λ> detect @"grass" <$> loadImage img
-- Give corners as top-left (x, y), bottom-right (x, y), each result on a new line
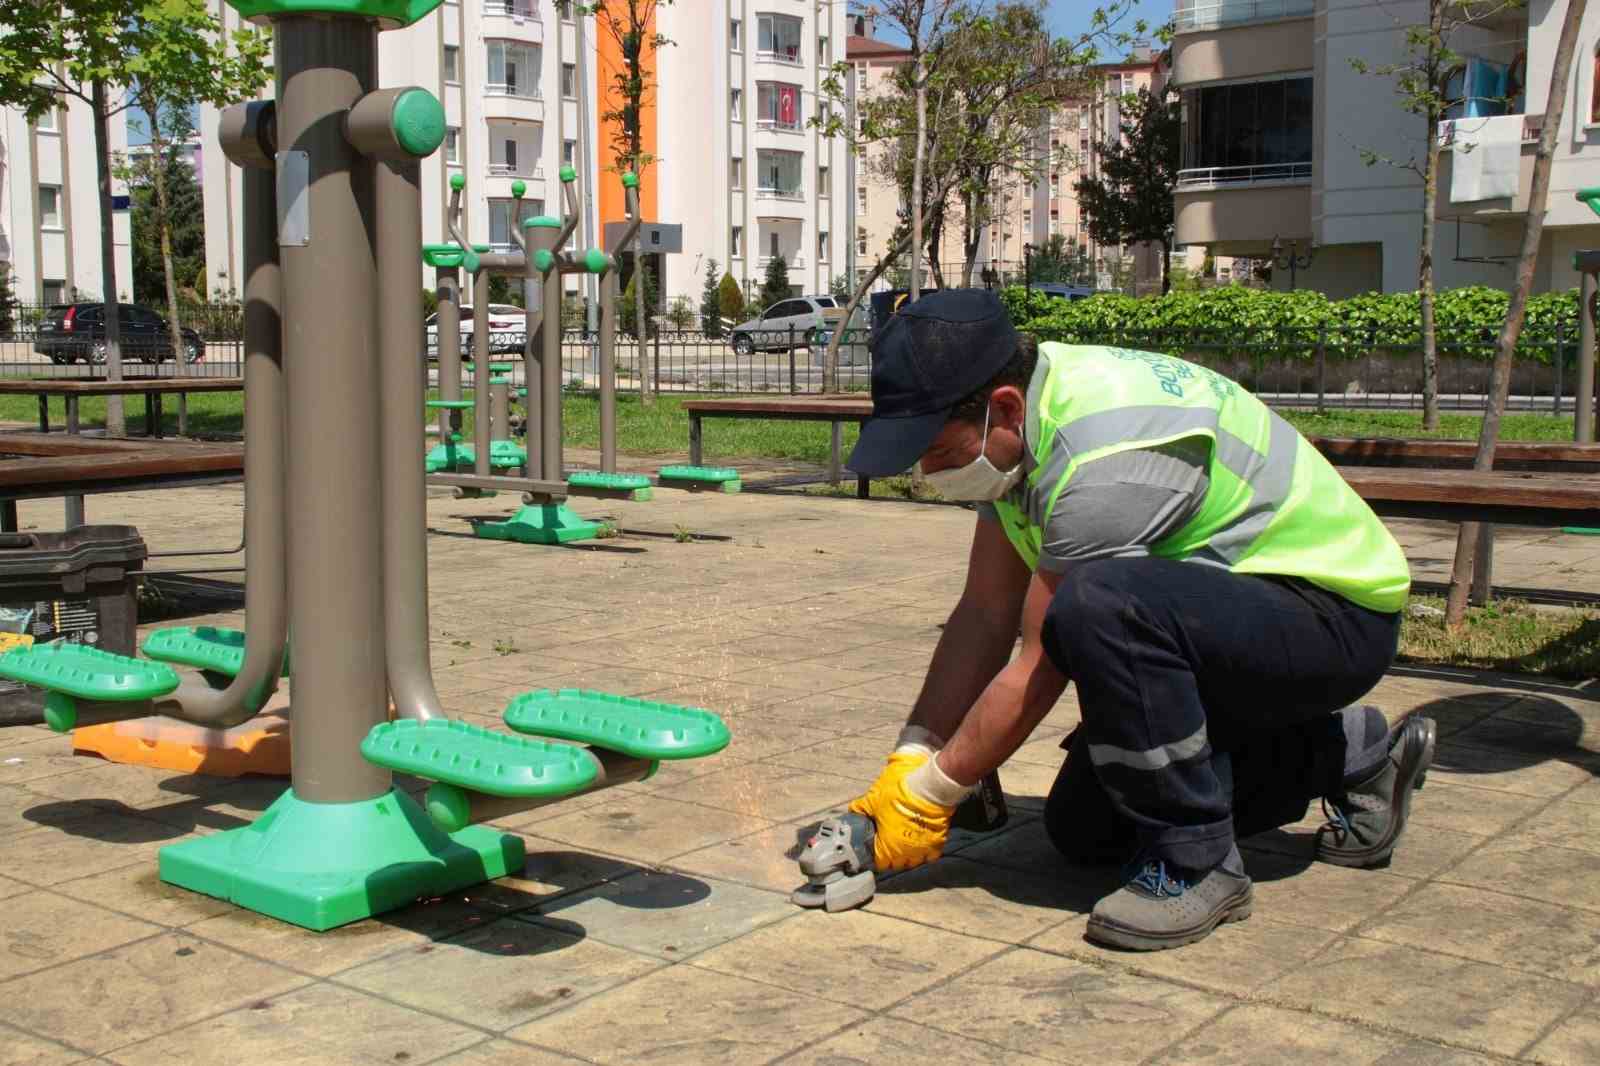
top-left (1400, 596), bottom-right (1600, 679)
top-left (804, 474), bottom-right (947, 502)
top-left (1279, 409), bottom-right (1574, 442)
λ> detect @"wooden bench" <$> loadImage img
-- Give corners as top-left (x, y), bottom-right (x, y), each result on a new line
top-left (0, 376), bottom-right (245, 441)
top-left (682, 397), bottom-right (874, 497)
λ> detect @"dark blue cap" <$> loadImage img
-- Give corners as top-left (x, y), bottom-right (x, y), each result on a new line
top-left (847, 289), bottom-right (1019, 477)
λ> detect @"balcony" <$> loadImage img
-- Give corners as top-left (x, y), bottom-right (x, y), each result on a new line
top-left (482, 0), bottom-right (543, 40)
top-left (1174, 0), bottom-right (1314, 33)
top-left (758, 254), bottom-right (805, 271)
top-left (754, 187), bottom-right (807, 219)
top-left (482, 86), bottom-right (544, 123)
top-left (483, 0), bottom-right (538, 17)
top-left (1175, 161), bottom-right (1312, 190)
top-left (487, 162), bottom-right (546, 180)
top-left (1174, 180), bottom-right (1311, 251)
top-left (1437, 114), bottom-right (1542, 218)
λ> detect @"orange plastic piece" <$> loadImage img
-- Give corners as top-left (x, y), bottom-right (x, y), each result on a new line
top-left (73, 714), bottom-right (292, 777)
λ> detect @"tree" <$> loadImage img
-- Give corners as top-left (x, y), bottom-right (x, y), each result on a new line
top-left (758, 254), bottom-right (792, 311)
top-left (618, 260), bottom-right (658, 338)
top-left (830, 274), bottom-right (852, 301)
top-left (1028, 233), bottom-right (1088, 284)
top-left (1074, 85), bottom-right (1180, 294)
top-left (0, 269), bottom-right (15, 336)
top-left (1444, 0), bottom-right (1588, 627)
top-left (717, 272), bottom-right (745, 325)
top-left (665, 296), bottom-right (696, 330)
top-left (593, 0), bottom-right (673, 405)
top-left (699, 258), bottom-right (724, 336)
top-left (122, 104), bottom-right (206, 371)
top-left (1350, 0), bottom-right (1524, 431)
top-left (0, 0), bottom-right (268, 435)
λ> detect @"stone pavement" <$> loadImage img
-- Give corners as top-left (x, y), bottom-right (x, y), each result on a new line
top-left (3, 479), bottom-right (1600, 1065)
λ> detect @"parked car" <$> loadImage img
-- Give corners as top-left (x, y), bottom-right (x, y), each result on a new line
top-left (33, 302), bottom-right (205, 365)
top-left (425, 303), bottom-right (527, 359)
top-left (809, 305), bottom-right (872, 367)
top-left (729, 296), bottom-right (844, 355)
top-left (1033, 283), bottom-right (1096, 301)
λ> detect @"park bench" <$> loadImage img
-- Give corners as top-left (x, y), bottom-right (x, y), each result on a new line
top-left (682, 396), bottom-right (873, 496)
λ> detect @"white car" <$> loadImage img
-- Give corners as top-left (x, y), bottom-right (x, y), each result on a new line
top-left (425, 303), bottom-right (527, 359)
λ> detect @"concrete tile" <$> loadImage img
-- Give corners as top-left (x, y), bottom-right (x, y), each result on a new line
top-left (0, 890), bottom-right (161, 982)
top-left (997, 757), bottom-right (1058, 811)
top-left (1521, 795), bottom-right (1600, 854)
top-left (1, 815), bottom-right (172, 887)
top-left (691, 908), bottom-right (1001, 1010)
top-left (641, 678), bottom-right (812, 714)
top-left (900, 947), bottom-right (1229, 1063)
top-left (1405, 780), bottom-right (1547, 837)
top-left (784, 1017), bottom-right (1058, 1066)
top-left (7, 931), bottom-right (308, 1055)
top-left (1235, 851), bottom-right (1418, 934)
top-left (425, 1040), bottom-right (592, 1065)
top-left (0, 873), bottom-right (32, 900)
top-left (0, 783), bottom-right (101, 839)
top-left (105, 981), bottom-right (483, 1066)
top-left (1360, 882), bottom-right (1600, 988)
top-left (1265, 936), bottom-right (1588, 1056)
top-left (337, 916), bottom-right (661, 1031)
top-left (0, 1023), bottom-right (89, 1066)
top-left (764, 740), bottom-right (894, 783)
top-left (1149, 1004), bottom-right (1499, 1065)
top-left (185, 895), bottom-right (494, 978)
top-left (53, 861), bottom-right (237, 929)
top-left (870, 856), bottom-right (1080, 945)
top-left (1528, 1002), bottom-right (1600, 1066)
top-left (0, 740), bottom-right (88, 787)
top-left (645, 763), bottom-right (862, 823)
top-left (443, 839), bottom-right (638, 916)
top-left (20, 763), bottom-right (236, 813)
top-left (521, 868), bottom-right (793, 960)
top-left (724, 661), bottom-right (887, 694)
top-left (1440, 837), bottom-right (1600, 915)
top-left (1243, 821), bottom-right (1486, 881)
top-left (667, 819), bottom-right (823, 894)
top-left (507, 965), bottom-right (870, 1065)
top-left (531, 793), bottom-right (776, 865)
top-left (757, 691), bottom-right (911, 729)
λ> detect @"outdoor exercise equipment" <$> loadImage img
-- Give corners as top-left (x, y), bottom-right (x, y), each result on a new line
top-left (1572, 187), bottom-right (1600, 444)
top-left (0, 3), bottom-right (728, 931)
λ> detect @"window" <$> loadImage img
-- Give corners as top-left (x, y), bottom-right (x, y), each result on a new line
top-left (857, 112), bottom-right (866, 135)
top-left (562, 63), bottom-right (577, 99)
top-left (731, 225), bottom-right (743, 257)
top-left (563, 139), bottom-right (576, 166)
top-left (818, 164), bottom-right (829, 195)
top-left (34, 107), bottom-right (57, 133)
top-left (818, 36), bottom-right (829, 64)
top-left (1049, 171), bottom-right (1058, 194)
top-left (818, 230), bottom-right (829, 260)
top-left (443, 45), bottom-right (460, 84)
top-left (731, 156), bottom-right (743, 189)
top-left (42, 280), bottom-right (65, 304)
top-left (504, 138), bottom-right (518, 171)
top-left (857, 185), bottom-right (867, 210)
top-left (486, 40), bottom-right (540, 97)
top-left (558, 0), bottom-right (572, 18)
top-left (769, 231), bottom-right (781, 259)
top-left (488, 197), bottom-right (536, 248)
top-left (856, 227), bottom-right (867, 255)
top-left (757, 13), bottom-right (802, 62)
top-left (1180, 76), bottom-right (1313, 180)
top-left (445, 127), bottom-right (461, 164)
top-left (730, 17), bottom-right (741, 50)
top-left (756, 149), bottom-right (803, 197)
top-left (756, 82), bottom-right (802, 129)
top-left (1022, 208), bottom-right (1032, 230)
top-left (38, 185), bottom-right (61, 229)
top-left (730, 88), bottom-right (742, 120)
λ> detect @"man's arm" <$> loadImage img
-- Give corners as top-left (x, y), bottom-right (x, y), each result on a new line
top-left (902, 514), bottom-right (1031, 746)
top-left (936, 567), bottom-right (1068, 785)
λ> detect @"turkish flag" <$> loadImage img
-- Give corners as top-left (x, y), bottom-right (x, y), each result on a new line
top-left (779, 85), bottom-right (798, 126)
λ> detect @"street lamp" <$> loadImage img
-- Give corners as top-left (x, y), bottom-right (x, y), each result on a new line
top-left (1269, 235), bottom-right (1316, 291)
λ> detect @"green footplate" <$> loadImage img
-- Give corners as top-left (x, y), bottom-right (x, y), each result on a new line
top-left (424, 440), bottom-right (527, 473)
top-left (142, 626), bottom-right (291, 679)
top-left (0, 644), bottom-right (178, 702)
top-left (658, 465), bottom-right (742, 492)
top-left (425, 399), bottom-right (475, 410)
top-left (474, 503), bottom-right (601, 544)
top-left (567, 471), bottom-right (653, 501)
top-left (160, 787), bottom-right (521, 932)
top-left (361, 719), bottom-right (598, 797)
top-left (504, 689), bottom-right (731, 760)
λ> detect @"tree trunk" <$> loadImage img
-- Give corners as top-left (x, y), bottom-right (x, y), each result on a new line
top-left (91, 80), bottom-right (125, 436)
top-left (147, 108), bottom-right (188, 383)
top-left (1160, 237), bottom-right (1172, 295)
top-left (1419, 7), bottom-right (1444, 432)
top-left (927, 205), bottom-right (946, 289)
top-left (825, 228), bottom-right (914, 392)
top-left (961, 186), bottom-right (981, 288)
top-left (636, 250), bottom-right (653, 406)
top-left (1444, 0), bottom-right (1587, 627)
top-left (910, 32), bottom-right (926, 301)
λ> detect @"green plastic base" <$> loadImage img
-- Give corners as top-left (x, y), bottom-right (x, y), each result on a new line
top-left (159, 787), bottom-right (522, 932)
top-left (1564, 527), bottom-right (1600, 535)
top-left (424, 440), bottom-right (527, 474)
top-left (474, 504), bottom-right (602, 544)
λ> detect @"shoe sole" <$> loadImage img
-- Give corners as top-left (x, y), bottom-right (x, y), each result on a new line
top-left (1318, 715), bottom-right (1437, 869)
top-left (1083, 884), bottom-right (1254, 952)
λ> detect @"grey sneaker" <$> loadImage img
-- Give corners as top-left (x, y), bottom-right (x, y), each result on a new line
top-left (1316, 714), bottom-right (1437, 868)
top-left (1085, 846), bottom-right (1253, 952)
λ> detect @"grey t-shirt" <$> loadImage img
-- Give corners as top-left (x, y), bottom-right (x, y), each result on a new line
top-left (976, 354), bottom-right (1211, 573)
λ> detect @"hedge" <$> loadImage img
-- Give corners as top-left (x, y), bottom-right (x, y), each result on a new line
top-left (1001, 285), bottom-right (1581, 364)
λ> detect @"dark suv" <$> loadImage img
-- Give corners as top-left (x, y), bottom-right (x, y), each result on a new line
top-left (33, 303), bottom-right (205, 365)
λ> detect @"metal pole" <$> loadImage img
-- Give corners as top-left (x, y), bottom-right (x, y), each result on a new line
top-left (277, 16), bottom-right (389, 803)
top-left (1555, 322), bottom-right (1565, 417)
top-left (472, 264), bottom-right (492, 476)
top-left (1579, 270), bottom-right (1596, 442)
top-left (64, 395), bottom-right (84, 527)
top-left (437, 265), bottom-right (461, 445)
top-left (1316, 323), bottom-right (1327, 414)
top-left (599, 267), bottom-right (617, 471)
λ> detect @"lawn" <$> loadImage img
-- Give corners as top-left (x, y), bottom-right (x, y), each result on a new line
top-left (1400, 597), bottom-right (1600, 679)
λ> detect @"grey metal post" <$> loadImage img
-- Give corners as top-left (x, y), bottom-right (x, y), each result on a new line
top-left (277, 17), bottom-right (389, 803)
top-left (1315, 324), bottom-right (1327, 414)
top-left (1580, 268), bottom-right (1597, 442)
top-left (437, 265), bottom-right (461, 442)
top-left (522, 222), bottom-right (563, 482)
top-left (598, 266), bottom-right (617, 472)
top-left (1555, 323), bottom-right (1565, 417)
top-left (63, 395), bottom-right (83, 527)
top-left (491, 378), bottom-right (510, 447)
top-left (472, 264), bottom-right (492, 476)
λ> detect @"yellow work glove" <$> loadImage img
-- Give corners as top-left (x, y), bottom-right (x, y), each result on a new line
top-left (848, 750), bottom-right (974, 872)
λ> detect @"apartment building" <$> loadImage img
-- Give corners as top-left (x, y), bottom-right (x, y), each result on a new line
top-left (1171, 0), bottom-right (1600, 296)
top-left (0, 100), bottom-right (133, 304)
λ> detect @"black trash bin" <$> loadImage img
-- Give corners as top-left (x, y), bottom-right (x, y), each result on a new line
top-left (0, 525), bottom-right (147, 725)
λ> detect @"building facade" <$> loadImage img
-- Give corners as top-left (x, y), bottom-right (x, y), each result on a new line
top-left (0, 99), bottom-right (132, 305)
top-left (1171, 0), bottom-right (1600, 296)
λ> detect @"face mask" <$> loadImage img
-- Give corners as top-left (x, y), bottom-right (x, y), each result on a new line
top-left (924, 402), bottom-right (1024, 502)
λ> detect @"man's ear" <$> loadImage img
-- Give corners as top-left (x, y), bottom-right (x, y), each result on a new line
top-left (990, 385), bottom-right (1027, 431)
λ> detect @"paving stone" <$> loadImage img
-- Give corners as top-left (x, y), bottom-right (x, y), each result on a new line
top-left (784, 1017), bottom-right (1058, 1066)
top-left (1405, 779), bottom-right (1547, 836)
top-left (1150, 1004), bottom-right (1501, 1065)
top-left (870, 856), bottom-right (1080, 945)
top-left (520, 868), bottom-right (793, 960)
top-left (644, 763), bottom-right (862, 823)
top-left (105, 981), bottom-right (483, 1066)
top-left (424, 1040), bottom-right (593, 1065)
top-left (1527, 1001), bottom-right (1600, 1066)
top-left (0, 1022), bottom-right (89, 1066)
top-left (337, 916), bottom-right (661, 1030)
top-left (1233, 850), bottom-right (1418, 933)
top-left (667, 819), bottom-right (828, 894)
top-left (0, 890), bottom-right (161, 982)
top-left (441, 838), bottom-right (638, 916)
top-left (1265, 936), bottom-right (1588, 1056)
top-left (899, 947), bottom-right (1230, 1063)
top-left (1439, 837), bottom-right (1600, 915)
top-left (507, 965), bottom-right (870, 1065)
top-left (531, 793), bottom-right (776, 865)
top-left (1, 814), bottom-right (172, 887)
top-left (53, 861), bottom-right (237, 929)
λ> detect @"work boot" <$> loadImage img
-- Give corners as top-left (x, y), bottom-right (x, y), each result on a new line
top-left (1316, 714), bottom-right (1437, 869)
top-left (1085, 845), bottom-right (1253, 952)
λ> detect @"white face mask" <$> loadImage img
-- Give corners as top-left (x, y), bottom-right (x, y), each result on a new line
top-left (923, 402), bottom-right (1024, 502)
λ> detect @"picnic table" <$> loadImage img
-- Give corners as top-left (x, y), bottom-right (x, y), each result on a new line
top-left (682, 397), bottom-right (873, 496)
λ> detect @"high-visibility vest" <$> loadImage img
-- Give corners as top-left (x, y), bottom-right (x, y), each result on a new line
top-left (991, 343), bottom-right (1411, 614)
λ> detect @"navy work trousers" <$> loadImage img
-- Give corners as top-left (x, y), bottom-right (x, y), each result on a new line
top-left (1038, 557), bottom-right (1401, 873)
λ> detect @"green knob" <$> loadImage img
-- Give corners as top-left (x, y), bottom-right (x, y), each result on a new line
top-left (560, 165), bottom-right (577, 183)
top-left (533, 249), bottom-right (556, 274)
top-left (511, 179), bottom-right (526, 199)
top-left (42, 692), bottom-right (76, 733)
top-left (522, 215), bottom-right (561, 229)
top-left (462, 248), bottom-right (480, 273)
top-left (425, 783), bottom-right (471, 833)
top-left (621, 172), bottom-right (639, 189)
top-left (450, 173), bottom-right (466, 191)
top-left (582, 248), bottom-right (610, 274)
top-left (392, 88), bottom-right (446, 157)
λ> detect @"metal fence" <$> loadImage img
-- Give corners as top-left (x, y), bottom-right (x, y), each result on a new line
top-left (0, 301), bottom-right (245, 379)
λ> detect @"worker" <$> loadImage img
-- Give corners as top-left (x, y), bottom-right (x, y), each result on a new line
top-left (844, 289), bottom-right (1433, 952)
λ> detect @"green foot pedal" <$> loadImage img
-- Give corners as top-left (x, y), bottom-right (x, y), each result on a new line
top-left (504, 688), bottom-right (730, 759)
top-left (658, 465), bottom-right (741, 493)
top-left (567, 471), bottom-right (653, 501)
top-left (142, 626), bottom-right (291, 680)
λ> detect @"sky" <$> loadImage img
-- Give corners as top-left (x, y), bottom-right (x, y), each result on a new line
top-left (871, 1), bottom-right (1173, 49)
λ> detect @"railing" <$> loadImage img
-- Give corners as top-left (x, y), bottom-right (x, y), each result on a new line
top-left (483, 0), bottom-right (539, 17)
top-left (755, 119), bottom-right (803, 132)
top-left (755, 187), bottom-right (805, 201)
top-left (0, 300), bottom-right (246, 380)
top-left (1438, 113), bottom-right (1544, 147)
top-left (484, 83), bottom-right (541, 99)
top-left (486, 162), bottom-right (545, 179)
top-left (755, 48), bottom-right (803, 65)
top-left (1175, 0), bottom-right (1315, 32)
top-left (1175, 161), bottom-right (1313, 189)
top-left (757, 254), bottom-right (806, 270)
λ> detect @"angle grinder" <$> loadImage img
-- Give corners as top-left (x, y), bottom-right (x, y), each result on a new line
top-left (791, 769), bottom-right (1008, 913)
